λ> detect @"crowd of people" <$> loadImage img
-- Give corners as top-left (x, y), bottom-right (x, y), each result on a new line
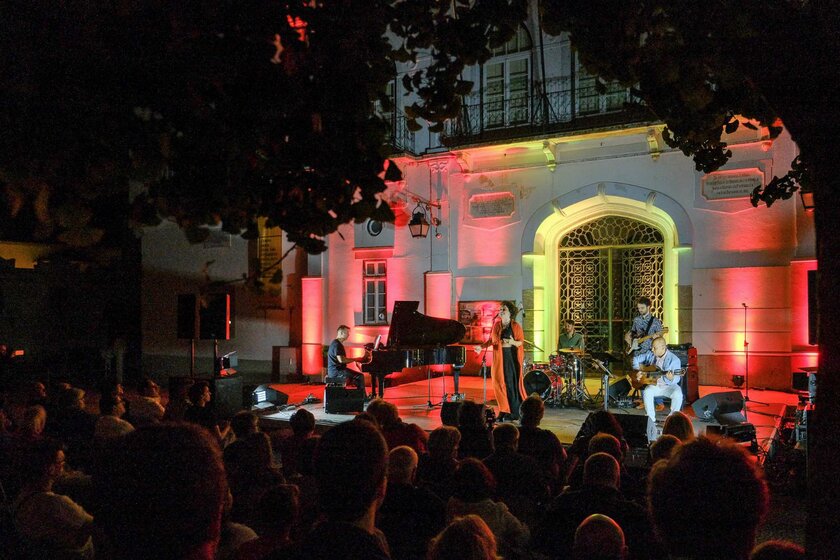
top-left (0, 380), bottom-right (804, 560)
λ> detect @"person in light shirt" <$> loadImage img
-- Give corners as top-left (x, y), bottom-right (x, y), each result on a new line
top-left (632, 337), bottom-right (683, 423)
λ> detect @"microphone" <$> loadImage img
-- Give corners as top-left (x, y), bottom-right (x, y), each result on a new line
top-left (741, 302), bottom-right (747, 308)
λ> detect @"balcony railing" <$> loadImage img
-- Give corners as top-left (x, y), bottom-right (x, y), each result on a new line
top-left (383, 114), bottom-right (416, 154)
top-left (382, 79), bottom-right (651, 156)
top-left (442, 78), bottom-right (650, 147)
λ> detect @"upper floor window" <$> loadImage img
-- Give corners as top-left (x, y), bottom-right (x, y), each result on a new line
top-left (484, 26), bottom-right (533, 129)
top-left (363, 260), bottom-right (388, 324)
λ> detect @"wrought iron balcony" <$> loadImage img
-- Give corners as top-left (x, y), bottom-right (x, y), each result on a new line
top-left (441, 79), bottom-right (652, 148)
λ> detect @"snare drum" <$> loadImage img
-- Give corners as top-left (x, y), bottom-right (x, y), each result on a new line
top-left (523, 368), bottom-right (552, 400)
top-left (549, 353), bottom-right (566, 371)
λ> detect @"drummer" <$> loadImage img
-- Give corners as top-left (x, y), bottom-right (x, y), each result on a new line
top-left (557, 319), bottom-right (585, 352)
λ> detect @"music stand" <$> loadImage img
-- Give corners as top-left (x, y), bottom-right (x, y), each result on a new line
top-left (590, 352), bottom-right (620, 412)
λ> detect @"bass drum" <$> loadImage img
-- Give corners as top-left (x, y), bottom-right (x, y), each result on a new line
top-left (523, 368), bottom-right (553, 400)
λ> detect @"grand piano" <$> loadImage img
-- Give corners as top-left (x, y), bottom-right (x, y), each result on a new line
top-left (361, 301), bottom-right (467, 398)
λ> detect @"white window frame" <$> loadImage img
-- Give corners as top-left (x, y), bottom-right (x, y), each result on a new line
top-left (363, 260), bottom-right (388, 325)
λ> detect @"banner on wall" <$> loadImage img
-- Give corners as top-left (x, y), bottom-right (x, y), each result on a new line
top-left (257, 218), bottom-right (284, 299)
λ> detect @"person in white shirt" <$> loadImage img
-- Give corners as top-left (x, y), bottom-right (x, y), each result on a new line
top-left (13, 440), bottom-right (94, 558)
top-left (131, 378), bottom-right (166, 426)
top-left (95, 394), bottom-right (135, 441)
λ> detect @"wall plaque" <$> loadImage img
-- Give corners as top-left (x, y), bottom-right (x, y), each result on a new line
top-left (701, 168), bottom-right (764, 201)
top-left (468, 191), bottom-right (516, 218)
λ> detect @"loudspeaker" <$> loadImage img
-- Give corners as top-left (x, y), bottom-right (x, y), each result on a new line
top-left (324, 385), bottom-right (365, 414)
top-left (808, 270), bottom-right (818, 345)
top-left (176, 294), bottom-right (198, 339)
top-left (608, 378), bottom-right (631, 399)
top-left (691, 391), bottom-right (746, 425)
top-left (211, 375), bottom-right (244, 421)
top-left (242, 384), bottom-right (290, 408)
top-left (614, 413), bottom-right (650, 449)
top-left (441, 401), bottom-right (462, 426)
top-left (200, 294), bottom-right (233, 340)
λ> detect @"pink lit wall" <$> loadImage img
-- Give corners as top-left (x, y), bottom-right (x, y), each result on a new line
top-left (301, 277), bottom-right (323, 375)
top-left (424, 272), bottom-right (452, 318)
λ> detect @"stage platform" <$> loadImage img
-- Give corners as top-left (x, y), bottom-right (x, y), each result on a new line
top-left (257, 375), bottom-right (797, 457)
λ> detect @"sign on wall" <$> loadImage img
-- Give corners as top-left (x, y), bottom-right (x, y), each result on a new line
top-left (468, 191), bottom-right (516, 218)
top-left (701, 168), bottom-right (764, 201)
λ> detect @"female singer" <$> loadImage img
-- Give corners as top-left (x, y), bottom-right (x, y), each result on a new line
top-left (478, 301), bottom-right (527, 422)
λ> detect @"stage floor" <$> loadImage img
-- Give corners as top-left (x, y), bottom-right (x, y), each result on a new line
top-left (257, 375), bottom-right (798, 455)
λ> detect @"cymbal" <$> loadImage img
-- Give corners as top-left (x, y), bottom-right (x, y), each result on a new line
top-left (558, 348), bottom-right (585, 354)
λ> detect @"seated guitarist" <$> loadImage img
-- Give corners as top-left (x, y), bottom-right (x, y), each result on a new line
top-left (625, 296), bottom-right (665, 410)
top-left (632, 337), bottom-right (684, 423)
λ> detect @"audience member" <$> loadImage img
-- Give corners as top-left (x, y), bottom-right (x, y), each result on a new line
top-left (94, 394), bottom-right (135, 441)
top-left (231, 411), bottom-right (260, 440)
top-left (587, 433), bottom-right (639, 499)
top-left (447, 458), bottom-right (529, 559)
top-left (12, 439), bottom-right (95, 558)
top-left (47, 386), bottom-right (96, 469)
top-left (223, 432), bottom-right (285, 526)
top-left (517, 395), bottom-right (566, 494)
top-left (427, 514), bottom-right (500, 560)
top-left (377, 445), bottom-right (446, 560)
top-left (93, 423), bottom-right (228, 560)
top-left (457, 400), bottom-right (493, 460)
top-left (216, 489), bottom-right (258, 560)
top-left (164, 378), bottom-right (194, 422)
top-left (235, 484), bottom-right (300, 560)
top-left (565, 410), bottom-right (628, 489)
top-left (294, 420), bottom-right (391, 559)
top-left (534, 452), bottom-right (653, 560)
top-left (417, 425), bottom-right (461, 500)
top-left (131, 378), bottom-right (166, 426)
top-left (366, 398), bottom-right (428, 454)
top-left (649, 434), bottom-right (681, 463)
top-left (572, 514), bottom-right (627, 560)
top-left (661, 411), bottom-right (695, 442)
top-left (280, 408), bottom-right (316, 478)
top-left (749, 540), bottom-right (805, 560)
top-left (648, 436), bottom-right (769, 560)
top-left (483, 423), bottom-right (549, 526)
top-left (185, 380), bottom-right (231, 442)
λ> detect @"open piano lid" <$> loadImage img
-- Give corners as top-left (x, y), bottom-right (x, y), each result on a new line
top-left (386, 301), bottom-right (466, 347)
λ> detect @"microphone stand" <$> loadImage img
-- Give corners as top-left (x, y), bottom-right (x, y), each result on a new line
top-left (742, 303), bottom-right (767, 407)
top-left (479, 344), bottom-right (491, 405)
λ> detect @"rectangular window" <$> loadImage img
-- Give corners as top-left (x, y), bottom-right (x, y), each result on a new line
top-left (484, 56), bottom-right (531, 129)
top-left (363, 260), bottom-right (387, 324)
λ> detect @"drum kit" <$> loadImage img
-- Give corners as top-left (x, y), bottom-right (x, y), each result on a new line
top-left (523, 348), bottom-right (593, 408)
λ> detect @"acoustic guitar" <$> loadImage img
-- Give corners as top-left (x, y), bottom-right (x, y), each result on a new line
top-left (628, 364), bottom-right (684, 390)
top-left (625, 327), bottom-right (669, 355)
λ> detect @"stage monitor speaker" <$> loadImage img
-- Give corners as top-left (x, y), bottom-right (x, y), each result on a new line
top-left (243, 383), bottom-right (289, 408)
top-left (441, 401), bottom-right (462, 426)
top-left (691, 391), bottom-right (746, 425)
top-left (614, 413), bottom-right (650, 449)
top-left (200, 294), bottom-right (233, 340)
top-left (176, 294), bottom-right (198, 339)
top-left (608, 378), bottom-right (631, 399)
top-left (324, 385), bottom-right (365, 414)
top-left (211, 375), bottom-right (244, 421)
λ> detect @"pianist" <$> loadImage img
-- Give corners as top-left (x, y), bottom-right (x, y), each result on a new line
top-left (326, 325), bottom-right (368, 395)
